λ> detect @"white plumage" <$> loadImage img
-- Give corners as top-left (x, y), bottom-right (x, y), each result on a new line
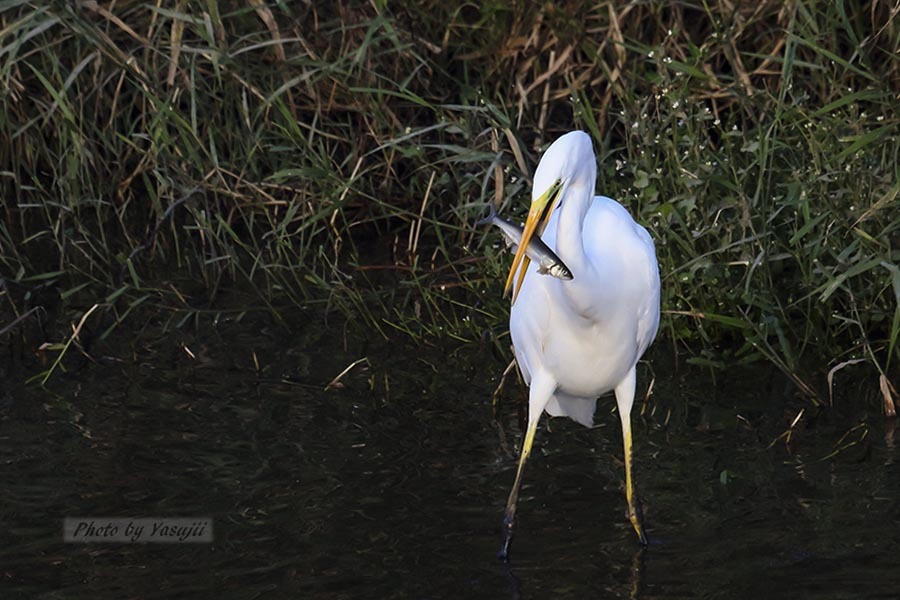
top-left (498, 131), bottom-right (660, 560)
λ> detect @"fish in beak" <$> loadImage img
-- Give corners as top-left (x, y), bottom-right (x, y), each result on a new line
top-left (503, 179), bottom-right (563, 303)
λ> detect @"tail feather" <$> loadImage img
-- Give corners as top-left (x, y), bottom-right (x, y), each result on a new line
top-left (545, 394), bottom-right (597, 427)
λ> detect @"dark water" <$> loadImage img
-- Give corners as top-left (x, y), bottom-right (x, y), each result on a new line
top-left (2, 313), bottom-right (899, 599)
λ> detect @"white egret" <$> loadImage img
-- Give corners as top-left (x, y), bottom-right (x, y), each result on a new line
top-left (497, 131), bottom-right (660, 560)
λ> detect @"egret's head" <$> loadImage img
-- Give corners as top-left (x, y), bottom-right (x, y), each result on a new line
top-left (504, 132), bottom-right (596, 301)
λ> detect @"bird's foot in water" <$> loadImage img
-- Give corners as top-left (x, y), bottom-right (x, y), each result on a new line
top-left (497, 513), bottom-right (516, 561)
top-left (626, 496), bottom-right (648, 546)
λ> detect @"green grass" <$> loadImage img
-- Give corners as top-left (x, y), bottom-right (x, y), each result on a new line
top-left (1, 0), bottom-right (898, 404)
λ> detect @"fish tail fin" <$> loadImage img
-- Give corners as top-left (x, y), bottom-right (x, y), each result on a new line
top-left (475, 203), bottom-right (498, 226)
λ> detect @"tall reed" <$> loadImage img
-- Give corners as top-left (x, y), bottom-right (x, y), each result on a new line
top-left (0, 1), bottom-right (897, 401)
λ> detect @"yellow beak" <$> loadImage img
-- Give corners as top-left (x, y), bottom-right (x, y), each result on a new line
top-left (503, 180), bottom-right (562, 303)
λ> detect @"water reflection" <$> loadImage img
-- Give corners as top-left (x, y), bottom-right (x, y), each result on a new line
top-left (1, 313), bottom-right (898, 598)
top-left (884, 418), bottom-right (896, 465)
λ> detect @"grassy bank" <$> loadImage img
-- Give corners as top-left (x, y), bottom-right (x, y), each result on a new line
top-left (1, 1), bottom-right (898, 402)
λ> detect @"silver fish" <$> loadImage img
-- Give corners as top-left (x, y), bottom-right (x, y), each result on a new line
top-left (477, 204), bottom-right (573, 280)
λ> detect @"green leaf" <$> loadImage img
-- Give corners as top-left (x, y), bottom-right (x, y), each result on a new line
top-left (817, 258), bottom-right (883, 302)
top-left (836, 124), bottom-right (895, 161)
top-left (634, 170), bottom-right (650, 189)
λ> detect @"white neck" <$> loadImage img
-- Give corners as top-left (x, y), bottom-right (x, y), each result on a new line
top-left (554, 181), bottom-right (592, 274)
top-left (553, 182), bottom-right (596, 316)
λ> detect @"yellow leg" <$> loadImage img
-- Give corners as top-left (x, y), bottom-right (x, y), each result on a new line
top-left (616, 367), bottom-right (648, 546)
top-left (498, 417), bottom-right (539, 561)
top-left (621, 418), bottom-right (648, 545)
